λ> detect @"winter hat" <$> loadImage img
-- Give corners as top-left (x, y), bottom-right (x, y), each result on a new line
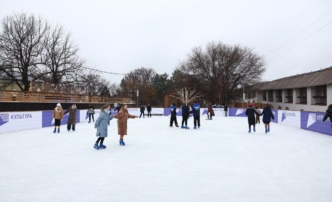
top-left (57, 103), bottom-right (61, 107)
top-left (249, 103), bottom-right (253, 107)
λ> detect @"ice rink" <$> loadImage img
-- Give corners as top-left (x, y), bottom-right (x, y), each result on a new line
top-left (1, 116), bottom-right (332, 202)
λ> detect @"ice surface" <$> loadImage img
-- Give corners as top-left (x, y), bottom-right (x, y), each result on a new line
top-left (1, 116), bottom-right (332, 202)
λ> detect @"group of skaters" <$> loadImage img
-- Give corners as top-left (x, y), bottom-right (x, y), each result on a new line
top-left (246, 103), bottom-right (332, 133)
top-left (50, 102), bottom-right (332, 150)
top-left (139, 104), bottom-right (152, 118)
top-left (170, 101), bottom-right (205, 129)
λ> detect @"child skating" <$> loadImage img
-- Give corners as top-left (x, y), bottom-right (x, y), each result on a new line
top-left (260, 104), bottom-right (274, 134)
top-left (245, 103), bottom-right (260, 133)
top-left (94, 104), bottom-right (114, 150)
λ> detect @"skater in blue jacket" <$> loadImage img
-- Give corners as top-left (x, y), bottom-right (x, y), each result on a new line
top-left (94, 104), bottom-right (114, 150)
top-left (170, 103), bottom-right (179, 127)
top-left (193, 101), bottom-right (201, 129)
top-left (260, 104), bottom-right (274, 134)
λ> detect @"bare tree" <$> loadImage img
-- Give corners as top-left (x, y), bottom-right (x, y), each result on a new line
top-left (0, 12), bottom-right (49, 91)
top-left (40, 25), bottom-right (84, 86)
top-left (175, 41), bottom-right (265, 105)
top-left (172, 87), bottom-right (200, 104)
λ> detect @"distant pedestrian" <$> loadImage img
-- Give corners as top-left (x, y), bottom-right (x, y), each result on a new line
top-left (255, 107), bottom-right (261, 124)
top-left (260, 104), bottom-right (274, 134)
top-left (94, 104), bottom-right (114, 150)
top-left (64, 104), bottom-right (77, 132)
top-left (207, 105), bottom-right (215, 120)
top-left (114, 104), bottom-right (138, 146)
top-left (181, 103), bottom-right (190, 129)
top-left (140, 105), bottom-right (145, 118)
top-left (224, 105), bottom-right (228, 117)
top-left (147, 104), bottom-right (152, 118)
top-left (170, 103), bottom-right (179, 127)
top-left (322, 104), bottom-right (332, 128)
top-left (193, 101), bottom-right (201, 129)
top-left (52, 103), bottom-right (64, 133)
top-left (114, 103), bottom-right (121, 113)
top-left (87, 104), bottom-right (95, 123)
top-left (246, 103), bottom-right (260, 133)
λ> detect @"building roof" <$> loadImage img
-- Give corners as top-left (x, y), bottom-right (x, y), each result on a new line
top-left (256, 67), bottom-right (332, 90)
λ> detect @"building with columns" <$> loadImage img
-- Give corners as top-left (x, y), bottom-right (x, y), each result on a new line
top-left (255, 67), bottom-right (332, 112)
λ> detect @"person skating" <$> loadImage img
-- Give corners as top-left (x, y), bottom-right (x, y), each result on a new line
top-left (114, 103), bottom-right (121, 113)
top-left (139, 105), bottom-right (145, 118)
top-left (224, 105), bottom-right (228, 117)
top-left (52, 103), bottom-right (64, 133)
top-left (193, 101), bottom-right (201, 129)
top-left (260, 104), bottom-right (274, 133)
top-left (170, 103), bottom-right (179, 127)
top-left (94, 104), bottom-right (114, 150)
top-left (207, 105), bottom-right (215, 120)
top-left (255, 107), bottom-right (261, 124)
top-left (64, 104), bottom-right (77, 132)
top-left (114, 104), bottom-right (138, 146)
top-left (322, 104), bottom-right (332, 128)
top-left (147, 104), bottom-right (152, 118)
top-left (246, 103), bottom-right (260, 133)
top-left (181, 103), bottom-right (190, 129)
top-left (87, 105), bottom-right (95, 123)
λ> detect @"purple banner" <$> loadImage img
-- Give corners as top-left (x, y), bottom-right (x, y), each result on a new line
top-left (0, 114), bottom-right (9, 126)
top-left (271, 110), bottom-right (278, 123)
top-left (229, 108), bottom-right (247, 117)
top-left (163, 108), bottom-right (182, 116)
top-left (301, 112), bottom-right (332, 136)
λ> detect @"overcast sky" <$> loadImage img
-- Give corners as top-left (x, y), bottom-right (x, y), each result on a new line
top-left (1, 0), bottom-right (331, 85)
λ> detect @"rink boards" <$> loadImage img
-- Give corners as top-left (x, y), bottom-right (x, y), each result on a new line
top-left (0, 108), bottom-right (331, 136)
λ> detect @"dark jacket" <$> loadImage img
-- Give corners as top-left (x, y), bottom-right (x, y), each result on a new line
top-left (322, 108), bottom-right (332, 123)
top-left (246, 107), bottom-right (259, 125)
top-left (140, 106), bottom-right (145, 112)
top-left (193, 103), bottom-right (200, 117)
top-left (64, 107), bottom-right (77, 124)
top-left (114, 105), bottom-right (121, 112)
top-left (147, 105), bottom-right (152, 112)
top-left (182, 104), bottom-right (189, 116)
top-left (261, 105), bottom-right (274, 123)
top-left (87, 106), bottom-right (94, 114)
top-left (170, 105), bottom-right (177, 117)
top-left (224, 106), bottom-right (228, 111)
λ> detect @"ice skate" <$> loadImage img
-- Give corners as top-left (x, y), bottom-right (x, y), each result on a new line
top-left (185, 126), bottom-right (190, 129)
top-left (57, 128), bottom-right (60, 133)
top-left (53, 128), bottom-right (56, 133)
top-left (253, 126), bottom-right (256, 132)
top-left (99, 144), bottom-right (106, 149)
top-left (248, 128), bottom-right (251, 133)
top-left (193, 126), bottom-right (197, 129)
top-left (94, 143), bottom-right (99, 150)
top-left (181, 125), bottom-right (185, 129)
top-left (119, 140), bottom-right (125, 146)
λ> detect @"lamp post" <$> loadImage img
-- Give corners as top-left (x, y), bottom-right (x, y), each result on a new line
top-left (242, 83), bottom-right (245, 108)
top-left (136, 89), bottom-right (139, 107)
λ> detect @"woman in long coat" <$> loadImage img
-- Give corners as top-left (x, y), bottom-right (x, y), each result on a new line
top-left (94, 104), bottom-right (114, 150)
top-left (64, 104), bottom-right (77, 131)
top-left (207, 105), bottom-right (215, 120)
top-left (114, 104), bottom-right (138, 146)
top-left (260, 104), bottom-right (275, 134)
top-left (245, 103), bottom-right (260, 133)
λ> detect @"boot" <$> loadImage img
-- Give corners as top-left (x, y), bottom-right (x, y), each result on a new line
top-left (94, 143), bottom-right (99, 150)
top-left (181, 125), bottom-right (185, 129)
top-left (268, 126), bottom-right (270, 132)
top-left (57, 128), bottom-right (60, 133)
top-left (53, 128), bottom-right (56, 133)
top-left (119, 140), bottom-right (125, 146)
top-left (185, 125), bottom-right (190, 129)
top-left (248, 128), bottom-right (251, 133)
top-left (193, 126), bottom-right (197, 129)
top-left (253, 126), bottom-right (256, 132)
top-left (99, 143), bottom-right (106, 149)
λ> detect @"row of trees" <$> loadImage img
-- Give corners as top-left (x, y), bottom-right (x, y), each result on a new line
top-left (117, 42), bottom-right (265, 106)
top-left (1, 12), bottom-right (266, 105)
top-left (0, 12), bottom-right (118, 95)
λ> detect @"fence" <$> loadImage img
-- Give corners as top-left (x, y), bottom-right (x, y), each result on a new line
top-left (0, 90), bottom-right (132, 104)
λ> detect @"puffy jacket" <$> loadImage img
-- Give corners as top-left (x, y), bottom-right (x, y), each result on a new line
top-left (95, 111), bottom-right (113, 137)
top-left (140, 106), bottom-right (145, 112)
top-left (170, 105), bottom-right (177, 117)
top-left (322, 108), bottom-right (332, 123)
top-left (182, 104), bottom-right (189, 116)
top-left (261, 105), bottom-right (274, 123)
top-left (193, 103), bottom-right (200, 116)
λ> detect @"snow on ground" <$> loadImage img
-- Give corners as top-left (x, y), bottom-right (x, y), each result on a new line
top-left (1, 116), bottom-right (332, 202)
